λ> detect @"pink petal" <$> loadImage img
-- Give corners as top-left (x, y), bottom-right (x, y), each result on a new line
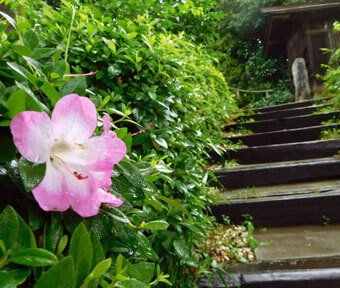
top-left (51, 94), bottom-right (97, 144)
top-left (10, 111), bottom-right (52, 163)
top-left (32, 161), bottom-right (69, 212)
top-left (88, 133), bottom-right (126, 170)
top-left (98, 189), bottom-right (123, 207)
top-left (62, 164), bottom-right (101, 217)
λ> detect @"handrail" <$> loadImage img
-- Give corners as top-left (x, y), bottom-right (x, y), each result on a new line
top-left (229, 87), bottom-right (274, 97)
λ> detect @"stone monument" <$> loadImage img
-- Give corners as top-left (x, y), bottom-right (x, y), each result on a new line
top-left (292, 58), bottom-right (311, 102)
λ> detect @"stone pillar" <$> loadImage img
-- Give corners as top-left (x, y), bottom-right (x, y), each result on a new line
top-left (292, 58), bottom-right (311, 102)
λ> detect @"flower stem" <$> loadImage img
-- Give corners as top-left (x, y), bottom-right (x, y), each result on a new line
top-left (65, 6), bottom-right (76, 66)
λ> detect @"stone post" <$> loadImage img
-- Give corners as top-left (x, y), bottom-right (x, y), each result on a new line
top-left (292, 58), bottom-right (311, 102)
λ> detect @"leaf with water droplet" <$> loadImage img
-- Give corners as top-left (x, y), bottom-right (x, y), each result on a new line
top-left (19, 157), bottom-right (46, 192)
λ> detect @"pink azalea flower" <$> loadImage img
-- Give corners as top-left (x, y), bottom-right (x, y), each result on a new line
top-left (10, 94), bottom-right (126, 217)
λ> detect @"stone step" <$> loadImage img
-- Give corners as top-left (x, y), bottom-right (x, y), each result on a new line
top-left (217, 139), bottom-right (340, 164)
top-left (239, 103), bottom-right (331, 121)
top-left (226, 112), bottom-right (339, 133)
top-left (199, 256), bottom-right (340, 288)
top-left (213, 179), bottom-right (340, 227)
top-left (226, 123), bottom-right (340, 146)
top-left (213, 157), bottom-right (340, 189)
top-left (243, 97), bottom-right (330, 114)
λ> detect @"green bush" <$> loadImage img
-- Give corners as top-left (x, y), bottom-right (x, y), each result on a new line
top-left (0, 0), bottom-right (235, 286)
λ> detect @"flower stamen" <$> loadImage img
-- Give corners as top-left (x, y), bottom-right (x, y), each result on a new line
top-left (53, 155), bottom-right (88, 180)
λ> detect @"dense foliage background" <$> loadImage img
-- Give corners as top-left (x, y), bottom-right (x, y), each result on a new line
top-left (0, 0), bottom-right (339, 287)
top-left (0, 0), bottom-right (234, 287)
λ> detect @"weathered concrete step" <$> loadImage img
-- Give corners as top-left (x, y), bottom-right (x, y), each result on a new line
top-left (199, 256), bottom-right (340, 288)
top-left (226, 123), bottom-right (340, 146)
top-left (219, 139), bottom-right (340, 164)
top-left (213, 179), bottom-right (340, 226)
top-left (226, 112), bottom-right (339, 133)
top-left (243, 97), bottom-right (330, 114)
top-left (239, 103), bottom-right (331, 121)
top-left (214, 157), bottom-right (340, 189)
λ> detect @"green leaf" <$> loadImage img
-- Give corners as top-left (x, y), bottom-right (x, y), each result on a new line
top-left (0, 131), bottom-right (16, 163)
top-left (8, 248), bottom-right (58, 267)
top-left (116, 160), bottom-right (147, 189)
top-left (40, 81), bottom-right (60, 106)
top-left (137, 232), bottom-right (159, 261)
top-left (101, 206), bottom-right (130, 224)
top-left (143, 220), bottom-right (169, 231)
top-left (23, 30), bottom-right (39, 50)
top-left (155, 195), bottom-right (191, 218)
top-left (31, 48), bottom-right (58, 60)
top-left (35, 256), bottom-right (75, 288)
top-left (154, 137), bottom-right (168, 149)
top-left (134, 262), bottom-right (155, 284)
top-left (10, 45), bottom-right (32, 57)
top-left (108, 65), bottom-right (121, 78)
top-left (44, 214), bottom-right (63, 253)
top-left (0, 206), bottom-right (18, 253)
top-left (116, 279), bottom-right (148, 288)
top-left (0, 266), bottom-right (31, 286)
top-left (60, 77), bottom-right (86, 97)
top-left (81, 258), bottom-right (111, 288)
top-left (57, 235), bottom-right (68, 255)
top-left (90, 230), bottom-right (104, 269)
top-left (0, 206), bottom-right (35, 252)
top-left (173, 239), bottom-right (198, 267)
top-left (0, 272), bottom-right (16, 288)
top-left (69, 222), bottom-right (93, 288)
top-left (18, 157), bottom-right (46, 192)
top-left (103, 37), bottom-right (116, 54)
top-left (0, 11), bottom-right (16, 29)
top-left (6, 89), bottom-right (26, 119)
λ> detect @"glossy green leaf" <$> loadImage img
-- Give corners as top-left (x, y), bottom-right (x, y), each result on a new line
top-left (0, 272), bottom-right (16, 288)
top-left (60, 77), bottom-right (86, 97)
top-left (155, 195), bottom-right (191, 217)
top-left (90, 230), bottom-right (104, 269)
top-left (10, 45), bottom-right (32, 57)
top-left (0, 11), bottom-right (16, 29)
top-left (22, 30), bottom-right (39, 50)
top-left (134, 262), bottom-right (155, 284)
top-left (40, 81), bottom-right (60, 106)
top-left (137, 232), bottom-right (159, 261)
top-left (0, 206), bottom-right (18, 253)
top-left (143, 220), bottom-right (169, 231)
top-left (0, 266), bottom-right (31, 286)
top-left (0, 206), bottom-right (35, 252)
top-left (18, 157), bottom-right (46, 192)
top-left (101, 206), bottom-right (130, 223)
top-left (35, 256), bottom-right (75, 288)
top-left (7, 89), bottom-right (26, 118)
top-left (8, 248), bottom-right (58, 267)
top-left (44, 214), bottom-right (63, 253)
top-left (116, 279), bottom-right (149, 288)
top-left (116, 160), bottom-right (147, 189)
top-left (81, 258), bottom-right (111, 287)
top-left (69, 222), bottom-right (93, 288)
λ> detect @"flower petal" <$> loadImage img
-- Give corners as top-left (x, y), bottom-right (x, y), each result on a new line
top-left (10, 111), bottom-right (52, 163)
top-left (51, 94), bottom-right (97, 143)
top-left (98, 189), bottom-right (123, 207)
top-left (62, 164), bottom-right (101, 217)
top-left (32, 161), bottom-right (69, 212)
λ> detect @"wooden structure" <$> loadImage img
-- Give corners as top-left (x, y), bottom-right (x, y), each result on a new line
top-left (262, 2), bottom-right (340, 93)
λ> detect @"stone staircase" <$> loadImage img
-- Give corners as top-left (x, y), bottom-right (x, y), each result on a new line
top-left (200, 98), bottom-right (340, 287)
